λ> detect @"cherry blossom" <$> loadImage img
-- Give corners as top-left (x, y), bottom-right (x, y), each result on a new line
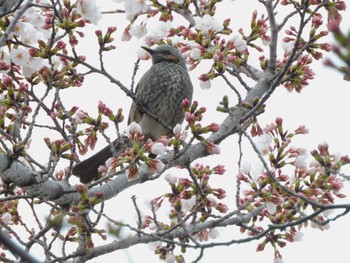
top-left (181, 195), bottom-right (196, 213)
top-left (129, 24), bottom-right (148, 39)
top-left (194, 14), bottom-right (223, 35)
top-left (76, 0), bottom-right (102, 25)
top-left (165, 253), bottom-right (175, 263)
top-left (190, 47), bottom-right (202, 60)
top-left (151, 142), bottom-right (166, 155)
top-left (1, 213), bottom-right (12, 225)
top-left (164, 173), bottom-right (178, 184)
top-left (22, 57), bottom-right (46, 77)
top-left (136, 46), bottom-right (151, 60)
top-left (9, 47), bottom-right (30, 66)
top-left (265, 202), bottom-right (277, 214)
top-left (125, 121), bottom-right (142, 135)
top-left (208, 228), bottom-right (220, 239)
top-left (229, 34), bottom-right (247, 52)
top-left (254, 133), bottom-right (273, 155)
top-left (115, 0), bottom-right (149, 21)
top-left (199, 79), bottom-right (211, 89)
top-left (146, 21), bottom-right (172, 43)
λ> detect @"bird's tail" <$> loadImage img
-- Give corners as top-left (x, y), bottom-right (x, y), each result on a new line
top-left (72, 137), bottom-right (129, 183)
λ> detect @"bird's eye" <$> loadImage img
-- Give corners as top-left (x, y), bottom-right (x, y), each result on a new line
top-left (164, 50), bottom-right (172, 55)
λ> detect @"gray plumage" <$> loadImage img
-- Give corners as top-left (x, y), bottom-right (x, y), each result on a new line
top-left (129, 45), bottom-right (193, 139)
top-left (73, 45), bottom-right (193, 183)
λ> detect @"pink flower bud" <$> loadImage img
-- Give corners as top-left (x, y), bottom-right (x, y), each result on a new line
top-left (107, 26), bottom-right (117, 34)
top-left (95, 29), bottom-right (103, 37)
top-left (182, 98), bottom-right (190, 108)
top-left (213, 165), bottom-right (225, 175)
top-left (207, 123), bottom-right (220, 132)
top-left (275, 117), bottom-right (283, 127)
top-left (179, 178), bottom-right (192, 187)
top-left (3, 75), bottom-right (13, 87)
top-left (75, 184), bottom-right (87, 193)
top-left (336, 1), bottom-right (346, 11)
top-left (216, 203), bottom-right (228, 213)
top-left (29, 48), bottom-right (39, 57)
top-left (0, 62), bottom-right (10, 71)
top-left (185, 112), bottom-right (195, 123)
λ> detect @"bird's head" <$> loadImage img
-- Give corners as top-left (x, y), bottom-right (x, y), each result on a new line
top-left (142, 45), bottom-right (186, 67)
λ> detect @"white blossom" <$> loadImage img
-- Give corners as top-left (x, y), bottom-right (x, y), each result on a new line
top-left (10, 47), bottom-right (30, 66)
top-left (282, 39), bottom-right (295, 53)
top-left (240, 162), bottom-right (251, 174)
top-left (23, 7), bottom-right (46, 30)
top-left (262, 38), bottom-right (270, 46)
top-left (274, 258), bottom-right (284, 263)
top-left (173, 124), bottom-right (183, 135)
top-left (169, 35), bottom-right (183, 45)
top-left (12, 20), bottom-right (26, 37)
top-left (147, 21), bottom-right (171, 42)
top-left (322, 209), bottom-right (334, 218)
top-left (1, 213), bottom-right (12, 224)
top-left (173, 124), bottom-right (188, 140)
top-left (12, 22), bottom-right (43, 45)
top-left (200, 79), bottom-right (211, 89)
top-left (165, 253), bottom-right (175, 263)
top-left (254, 134), bottom-right (272, 155)
top-left (147, 241), bottom-right (162, 251)
top-left (164, 173), bottom-right (178, 184)
top-left (125, 122), bottom-right (142, 135)
top-left (194, 14), bottom-right (223, 35)
top-left (76, 0), bottom-right (102, 25)
top-left (136, 46), bottom-right (151, 60)
top-left (294, 231), bottom-right (304, 241)
top-left (208, 228), bottom-right (220, 239)
top-left (116, 0), bottom-right (149, 21)
top-left (51, 55), bottom-right (63, 70)
top-left (22, 57), bottom-right (46, 77)
top-left (230, 34), bottom-right (247, 52)
top-left (294, 155), bottom-right (307, 169)
top-left (181, 195), bottom-right (196, 213)
top-left (73, 109), bottom-right (88, 124)
top-left (265, 202), bottom-right (277, 214)
top-left (129, 24), bottom-right (148, 38)
top-left (250, 162), bottom-right (264, 183)
top-left (151, 142), bottom-right (166, 155)
top-left (190, 47), bottom-right (201, 60)
top-left (207, 195), bottom-right (218, 206)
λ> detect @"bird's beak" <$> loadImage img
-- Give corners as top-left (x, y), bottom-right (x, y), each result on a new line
top-left (141, 46), bottom-right (155, 55)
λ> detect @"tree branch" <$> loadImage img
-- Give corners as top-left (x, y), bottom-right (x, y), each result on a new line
top-left (0, 0), bottom-right (32, 47)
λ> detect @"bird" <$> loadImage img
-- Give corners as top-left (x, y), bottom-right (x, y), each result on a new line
top-left (72, 45), bottom-right (193, 183)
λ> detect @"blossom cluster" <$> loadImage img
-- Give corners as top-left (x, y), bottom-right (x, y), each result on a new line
top-left (0, 1), bottom-right (348, 262)
top-left (77, 99), bottom-right (220, 182)
top-left (142, 163), bottom-right (226, 261)
top-left (182, 98), bottom-right (220, 154)
top-left (237, 117), bottom-right (349, 258)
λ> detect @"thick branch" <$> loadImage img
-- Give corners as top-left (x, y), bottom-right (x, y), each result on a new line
top-left (0, 71), bottom-right (274, 205)
top-left (80, 208), bottom-right (262, 260)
